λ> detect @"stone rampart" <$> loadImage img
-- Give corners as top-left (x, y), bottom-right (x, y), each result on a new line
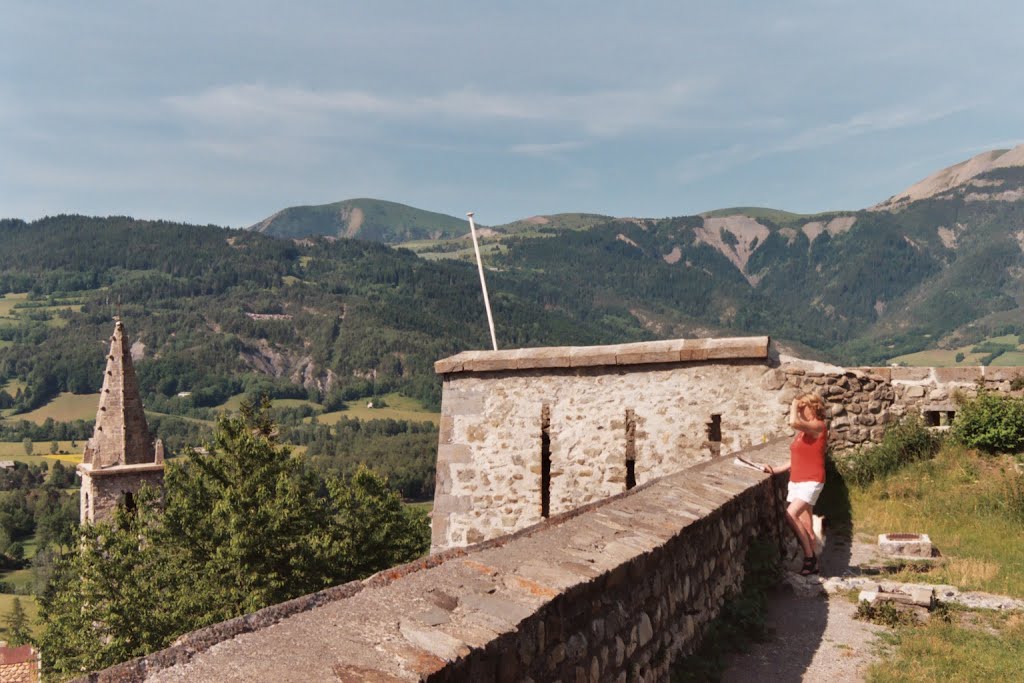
top-left (433, 337), bottom-right (785, 551)
top-left (77, 439), bottom-right (792, 683)
top-left (433, 337), bottom-right (1024, 551)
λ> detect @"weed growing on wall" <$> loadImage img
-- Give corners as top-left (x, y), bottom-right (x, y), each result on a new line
top-left (835, 415), bottom-right (940, 487)
top-left (670, 539), bottom-right (781, 682)
top-left (951, 390), bottom-right (1024, 453)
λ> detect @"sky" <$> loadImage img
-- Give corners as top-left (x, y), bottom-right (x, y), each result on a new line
top-left (3, 1), bottom-right (1024, 228)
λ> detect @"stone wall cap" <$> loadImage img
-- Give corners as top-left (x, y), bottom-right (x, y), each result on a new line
top-left (434, 336), bottom-right (771, 374)
top-left (78, 462), bottom-right (165, 477)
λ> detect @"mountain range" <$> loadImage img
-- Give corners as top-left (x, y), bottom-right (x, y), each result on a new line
top-left (3, 144), bottom-right (1024, 425)
top-left (248, 144), bottom-right (1024, 360)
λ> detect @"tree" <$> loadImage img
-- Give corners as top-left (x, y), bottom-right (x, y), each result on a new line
top-left (50, 440), bottom-right (59, 454)
top-left (38, 399), bottom-right (429, 678)
top-left (5, 597), bottom-right (30, 646)
top-left (22, 438), bottom-right (33, 457)
top-left (955, 352), bottom-right (965, 363)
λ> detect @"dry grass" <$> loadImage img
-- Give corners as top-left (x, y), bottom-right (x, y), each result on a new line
top-left (0, 292), bottom-right (28, 317)
top-left (13, 392), bottom-right (100, 424)
top-left (849, 444), bottom-right (1024, 596)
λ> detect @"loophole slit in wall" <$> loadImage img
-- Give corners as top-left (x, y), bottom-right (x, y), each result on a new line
top-left (625, 408), bottom-right (637, 490)
top-left (541, 404), bottom-right (551, 518)
top-left (707, 414), bottom-right (722, 456)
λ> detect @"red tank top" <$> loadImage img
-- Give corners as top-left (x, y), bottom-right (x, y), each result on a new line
top-left (790, 428), bottom-right (827, 483)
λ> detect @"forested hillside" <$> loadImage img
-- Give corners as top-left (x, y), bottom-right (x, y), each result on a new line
top-left (3, 148), bottom-right (1024, 497)
top-left (0, 214), bottom-right (645, 421)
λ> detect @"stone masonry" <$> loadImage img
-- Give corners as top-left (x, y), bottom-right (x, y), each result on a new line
top-left (432, 337), bottom-right (1024, 551)
top-left (76, 439), bottom-right (793, 683)
top-left (78, 319), bottom-right (164, 524)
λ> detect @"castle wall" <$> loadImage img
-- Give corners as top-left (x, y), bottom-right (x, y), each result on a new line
top-left (432, 338), bottom-right (785, 551)
top-left (80, 439), bottom-right (793, 683)
top-left (432, 338), bottom-right (1024, 552)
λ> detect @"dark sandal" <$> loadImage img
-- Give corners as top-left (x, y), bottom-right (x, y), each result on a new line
top-left (800, 554), bottom-right (818, 576)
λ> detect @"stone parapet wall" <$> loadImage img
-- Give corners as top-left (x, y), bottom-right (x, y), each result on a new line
top-left (434, 337), bottom-right (1024, 550)
top-left (433, 338), bottom-right (786, 551)
top-left (79, 440), bottom-right (792, 683)
top-left (777, 363), bottom-right (1024, 451)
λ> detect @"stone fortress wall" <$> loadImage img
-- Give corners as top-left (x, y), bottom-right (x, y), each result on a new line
top-left (432, 337), bottom-right (1024, 551)
top-left (80, 336), bottom-right (1024, 682)
top-left (81, 439), bottom-right (793, 683)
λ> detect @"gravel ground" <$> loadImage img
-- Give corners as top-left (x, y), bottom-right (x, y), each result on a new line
top-left (720, 536), bottom-right (888, 683)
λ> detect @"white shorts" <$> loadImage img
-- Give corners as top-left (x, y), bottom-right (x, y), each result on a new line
top-left (787, 480), bottom-right (824, 506)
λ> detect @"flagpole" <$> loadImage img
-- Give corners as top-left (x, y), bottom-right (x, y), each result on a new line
top-left (466, 212), bottom-right (498, 351)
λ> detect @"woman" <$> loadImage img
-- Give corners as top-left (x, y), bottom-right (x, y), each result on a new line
top-left (764, 393), bottom-right (827, 576)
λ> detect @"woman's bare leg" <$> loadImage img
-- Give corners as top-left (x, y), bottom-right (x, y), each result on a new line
top-left (798, 507), bottom-right (814, 539)
top-left (786, 499), bottom-right (815, 557)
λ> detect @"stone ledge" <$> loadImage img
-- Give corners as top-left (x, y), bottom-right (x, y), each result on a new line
top-left (78, 462), bottom-right (165, 477)
top-left (434, 336), bottom-right (771, 374)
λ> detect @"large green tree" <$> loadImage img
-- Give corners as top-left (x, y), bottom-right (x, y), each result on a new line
top-left (38, 401), bottom-right (429, 679)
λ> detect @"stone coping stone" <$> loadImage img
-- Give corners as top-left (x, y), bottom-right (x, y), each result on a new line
top-left (77, 462), bottom-right (165, 477)
top-left (78, 438), bottom-right (791, 683)
top-left (434, 336), bottom-right (771, 374)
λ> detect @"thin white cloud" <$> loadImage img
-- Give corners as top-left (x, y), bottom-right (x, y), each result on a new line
top-left (508, 140), bottom-right (589, 158)
top-left (676, 100), bottom-right (972, 185)
top-left (164, 79), bottom-right (714, 137)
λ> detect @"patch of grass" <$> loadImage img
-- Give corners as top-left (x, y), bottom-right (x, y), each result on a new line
top-left (307, 392), bottom-right (439, 426)
top-left (0, 292), bottom-right (29, 317)
top-left (14, 392), bottom-right (100, 424)
top-left (1, 379), bottom-right (27, 395)
top-left (0, 593), bottom-right (40, 639)
top-left (218, 394), bottom-right (320, 414)
top-left (850, 444), bottom-right (1024, 596)
top-left (404, 500), bottom-right (433, 513)
top-left (865, 611), bottom-right (1024, 682)
top-left (835, 415), bottom-right (940, 487)
top-left (991, 351), bottom-right (1024, 366)
top-left (855, 599), bottom-right (919, 628)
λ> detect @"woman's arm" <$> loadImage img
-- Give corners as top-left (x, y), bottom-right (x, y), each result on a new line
top-left (789, 398), bottom-right (824, 437)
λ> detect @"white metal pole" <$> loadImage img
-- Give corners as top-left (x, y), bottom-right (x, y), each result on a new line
top-left (467, 211), bottom-right (498, 351)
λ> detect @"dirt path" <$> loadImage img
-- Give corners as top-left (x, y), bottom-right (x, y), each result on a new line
top-left (720, 537), bottom-right (887, 683)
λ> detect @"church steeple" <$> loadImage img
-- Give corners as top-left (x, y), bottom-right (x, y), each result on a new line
top-left (83, 319), bottom-right (155, 467)
top-left (79, 319), bottom-right (164, 524)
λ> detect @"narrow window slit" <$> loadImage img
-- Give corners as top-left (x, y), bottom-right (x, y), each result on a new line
top-left (541, 404), bottom-right (551, 518)
top-left (625, 409), bottom-right (637, 490)
top-left (706, 414), bottom-right (722, 456)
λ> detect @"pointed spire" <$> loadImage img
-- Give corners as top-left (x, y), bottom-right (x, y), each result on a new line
top-left (82, 319), bottom-right (155, 467)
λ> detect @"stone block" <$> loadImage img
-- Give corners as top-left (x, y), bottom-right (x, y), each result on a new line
top-left (440, 387), bottom-right (486, 416)
top-left (438, 415), bottom-right (455, 445)
top-left (437, 444), bottom-right (472, 464)
top-left (984, 367), bottom-right (1023, 382)
top-left (878, 533), bottom-right (933, 558)
top-left (933, 367), bottom-right (981, 383)
top-left (615, 340), bottom-right (684, 365)
top-left (515, 346), bottom-right (575, 370)
top-left (434, 355), bottom-right (467, 374)
top-left (462, 349), bottom-right (523, 372)
top-left (569, 345), bottom-right (621, 367)
top-left (704, 336), bottom-right (770, 360)
top-left (891, 367), bottom-right (931, 381)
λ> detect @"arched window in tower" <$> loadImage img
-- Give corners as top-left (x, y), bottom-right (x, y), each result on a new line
top-left (122, 491), bottom-right (136, 514)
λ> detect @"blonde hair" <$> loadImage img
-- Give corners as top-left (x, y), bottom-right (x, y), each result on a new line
top-left (796, 392), bottom-right (826, 420)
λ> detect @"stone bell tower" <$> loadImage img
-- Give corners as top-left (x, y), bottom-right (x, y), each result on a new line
top-left (77, 319), bottom-right (164, 524)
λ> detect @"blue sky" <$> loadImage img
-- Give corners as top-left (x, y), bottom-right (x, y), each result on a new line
top-left (3, 1), bottom-right (1023, 227)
